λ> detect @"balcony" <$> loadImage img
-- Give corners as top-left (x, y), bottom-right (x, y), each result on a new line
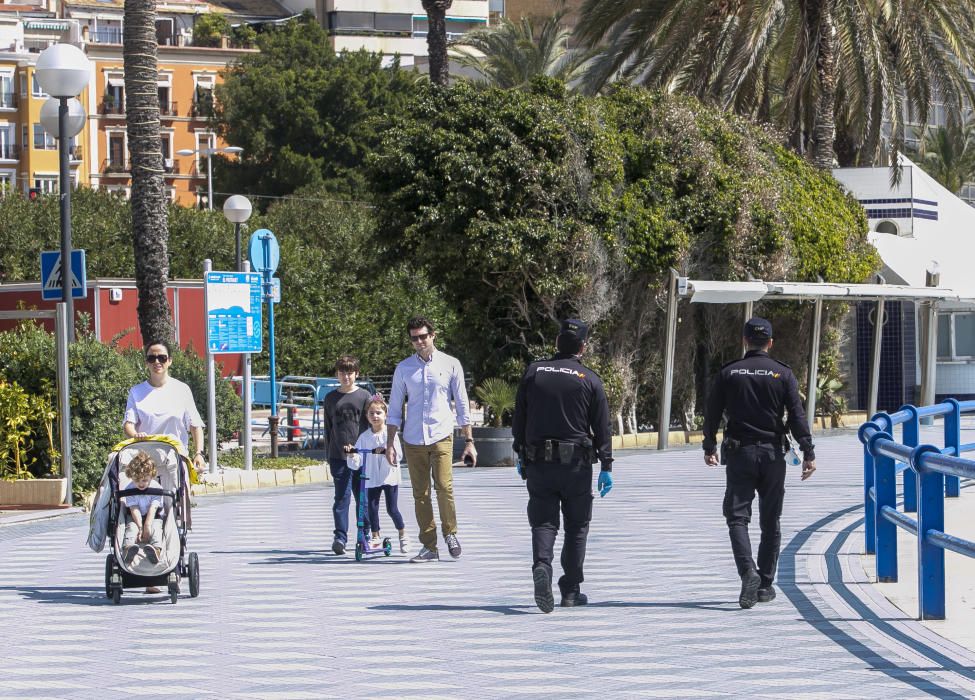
top-left (164, 158), bottom-right (180, 174)
top-left (101, 101), bottom-right (125, 116)
top-left (0, 144), bottom-right (18, 160)
top-left (70, 145), bottom-right (83, 162)
top-left (160, 101), bottom-right (178, 117)
top-left (0, 93), bottom-right (16, 109)
top-left (191, 99), bottom-right (214, 119)
top-left (102, 158), bottom-right (129, 174)
top-left (89, 28), bottom-right (122, 44)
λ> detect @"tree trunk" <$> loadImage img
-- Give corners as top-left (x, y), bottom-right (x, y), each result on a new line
top-left (422, 0), bottom-right (453, 86)
top-left (125, 0), bottom-right (174, 344)
top-left (810, 0), bottom-right (837, 170)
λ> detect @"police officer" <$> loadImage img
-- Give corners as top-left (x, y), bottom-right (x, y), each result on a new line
top-left (512, 319), bottom-right (614, 614)
top-left (703, 317), bottom-right (816, 609)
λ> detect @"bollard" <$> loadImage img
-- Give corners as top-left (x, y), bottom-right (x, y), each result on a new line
top-left (913, 444), bottom-right (946, 620)
top-left (943, 399), bottom-right (961, 498)
top-left (269, 415), bottom-right (279, 459)
top-left (286, 388), bottom-right (296, 442)
top-left (901, 405), bottom-right (919, 513)
top-left (871, 432), bottom-right (898, 582)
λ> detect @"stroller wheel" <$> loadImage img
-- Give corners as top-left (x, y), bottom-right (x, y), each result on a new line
top-left (105, 554), bottom-right (114, 599)
top-left (112, 586), bottom-right (121, 605)
top-left (354, 542), bottom-right (363, 562)
top-left (168, 573), bottom-right (179, 604)
top-left (188, 552), bottom-right (200, 598)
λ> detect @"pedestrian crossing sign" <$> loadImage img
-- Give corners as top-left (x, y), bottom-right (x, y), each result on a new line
top-left (40, 249), bottom-right (87, 300)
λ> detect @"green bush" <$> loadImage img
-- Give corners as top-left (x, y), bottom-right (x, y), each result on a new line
top-left (0, 323), bottom-right (242, 500)
top-left (0, 380), bottom-right (56, 480)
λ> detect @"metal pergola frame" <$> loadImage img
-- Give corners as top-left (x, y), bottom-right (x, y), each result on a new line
top-left (655, 271), bottom-right (966, 450)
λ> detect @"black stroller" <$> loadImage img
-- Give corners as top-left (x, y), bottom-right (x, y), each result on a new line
top-left (101, 436), bottom-right (200, 604)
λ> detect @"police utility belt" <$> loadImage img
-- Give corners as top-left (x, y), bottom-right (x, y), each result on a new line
top-left (523, 440), bottom-right (595, 468)
top-left (720, 434), bottom-right (788, 464)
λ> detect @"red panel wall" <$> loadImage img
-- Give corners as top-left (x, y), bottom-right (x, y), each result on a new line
top-left (0, 283), bottom-right (243, 378)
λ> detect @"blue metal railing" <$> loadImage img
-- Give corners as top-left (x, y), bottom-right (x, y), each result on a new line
top-left (859, 399), bottom-right (975, 619)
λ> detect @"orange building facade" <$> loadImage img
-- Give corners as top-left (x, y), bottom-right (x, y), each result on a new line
top-left (85, 42), bottom-right (254, 206)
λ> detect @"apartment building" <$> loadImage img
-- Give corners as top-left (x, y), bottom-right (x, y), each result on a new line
top-left (0, 0), bottom-right (289, 206)
top-left (278, 0), bottom-right (490, 67)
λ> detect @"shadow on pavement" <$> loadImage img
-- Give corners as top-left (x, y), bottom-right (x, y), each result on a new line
top-left (371, 600), bottom-right (736, 615)
top-left (0, 585), bottom-right (164, 606)
top-left (780, 504), bottom-right (975, 697)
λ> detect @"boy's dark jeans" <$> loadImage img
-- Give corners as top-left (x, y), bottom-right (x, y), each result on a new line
top-left (329, 459), bottom-right (369, 544)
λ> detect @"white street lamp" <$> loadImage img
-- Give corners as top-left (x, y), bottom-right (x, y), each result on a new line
top-left (222, 194), bottom-right (252, 271)
top-left (35, 43), bottom-right (91, 343)
top-left (176, 145), bottom-right (244, 211)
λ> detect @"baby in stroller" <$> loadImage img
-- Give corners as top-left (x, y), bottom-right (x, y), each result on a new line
top-left (121, 452), bottom-right (164, 576)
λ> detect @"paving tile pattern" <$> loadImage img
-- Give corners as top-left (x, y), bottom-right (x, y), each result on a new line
top-left (1, 431), bottom-right (975, 699)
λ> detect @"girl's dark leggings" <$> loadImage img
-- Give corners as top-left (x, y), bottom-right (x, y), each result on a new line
top-left (367, 484), bottom-right (405, 532)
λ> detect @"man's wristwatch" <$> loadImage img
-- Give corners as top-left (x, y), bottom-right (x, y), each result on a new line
top-left (195, 451), bottom-right (204, 458)
top-left (465, 438), bottom-right (474, 443)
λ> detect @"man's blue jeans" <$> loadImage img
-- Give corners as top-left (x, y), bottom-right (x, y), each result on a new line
top-left (329, 459), bottom-right (369, 544)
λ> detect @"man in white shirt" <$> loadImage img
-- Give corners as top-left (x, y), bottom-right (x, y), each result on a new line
top-left (386, 317), bottom-right (476, 562)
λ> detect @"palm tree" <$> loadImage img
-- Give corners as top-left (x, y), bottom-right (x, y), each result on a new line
top-left (912, 119), bottom-right (975, 194)
top-left (451, 11), bottom-right (595, 89)
top-left (124, 0), bottom-right (173, 343)
top-left (422, 0), bottom-right (453, 86)
top-left (574, 0), bottom-right (975, 168)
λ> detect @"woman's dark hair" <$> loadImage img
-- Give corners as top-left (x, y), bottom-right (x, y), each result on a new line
top-left (406, 316), bottom-right (436, 335)
top-left (143, 340), bottom-right (171, 356)
top-left (335, 355), bottom-right (360, 373)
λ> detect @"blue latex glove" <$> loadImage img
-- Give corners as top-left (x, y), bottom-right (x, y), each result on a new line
top-left (597, 470), bottom-right (613, 497)
top-left (516, 459), bottom-right (526, 480)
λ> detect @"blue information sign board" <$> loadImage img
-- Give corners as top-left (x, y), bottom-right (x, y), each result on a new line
top-left (205, 272), bottom-right (262, 354)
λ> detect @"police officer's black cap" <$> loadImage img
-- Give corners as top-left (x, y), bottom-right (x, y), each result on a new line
top-left (743, 317), bottom-right (773, 342)
top-left (559, 318), bottom-right (589, 341)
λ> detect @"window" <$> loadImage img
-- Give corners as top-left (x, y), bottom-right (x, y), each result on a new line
top-left (0, 124), bottom-right (14, 159)
top-left (34, 177), bottom-right (57, 194)
top-left (33, 123), bottom-right (56, 150)
top-left (108, 133), bottom-right (126, 170)
top-left (20, 73), bottom-right (27, 97)
top-left (0, 171), bottom-right (13, 193)
top-left (0, 75), bottom-right (14, 108)
top-left (31, 74), bottom-right (45, 97)
top-left (938, 312), bottom-right (975, 359)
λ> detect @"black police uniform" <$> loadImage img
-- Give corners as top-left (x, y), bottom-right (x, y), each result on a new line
top-left (702, 325), bottom-right (814, 591)
top-left (512, 348), bottom-right (613, 600)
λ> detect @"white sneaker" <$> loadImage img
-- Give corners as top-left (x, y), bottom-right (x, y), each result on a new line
top-left (369, 534), bottom-right (382, 548)
top-left (399, 534), bottom-right (412, 554)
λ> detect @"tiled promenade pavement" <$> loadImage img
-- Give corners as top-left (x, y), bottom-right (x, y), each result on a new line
top-left (2, 432), bottom-right (975, 699)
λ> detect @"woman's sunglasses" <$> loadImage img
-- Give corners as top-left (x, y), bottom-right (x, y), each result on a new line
top-left (145, 354), bottom-right (169, 364)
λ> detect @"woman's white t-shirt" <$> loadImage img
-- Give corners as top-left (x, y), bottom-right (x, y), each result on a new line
top-left (348, 428), bottom-right (402, 487)
top-left (124, 378), bottom-right (205, 449)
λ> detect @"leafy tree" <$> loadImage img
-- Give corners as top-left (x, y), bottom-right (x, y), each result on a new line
top-left (910, 120), bottom-right (975, 195)
top-left (125, 0), bottom-right (173, 343)
top-left (451, 10), bottom-right (593, 89)
top-left (214, 15), bottom-right (420, 202)
top-left (192, 12), bottom-right (231, 47)
top-left (574, 0), bottom-right (975, 168)
top-left (367, 81), bottom-right (878, 424)
top-left (255, 187), bottom-right (455, 377)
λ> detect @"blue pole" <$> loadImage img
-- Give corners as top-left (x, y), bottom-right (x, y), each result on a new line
top-left (260, 232), bottom-right (277, 420)
top-left (874, 447), bottom-right (898, 583)
top-left (943, 398), bottom-right (961, 498)
top-left (913, 445), bottom-right (946, 620)
top-left (864, 441), bottom-right (875, 554)
top-left (901, 405), bottom-right (919, 512)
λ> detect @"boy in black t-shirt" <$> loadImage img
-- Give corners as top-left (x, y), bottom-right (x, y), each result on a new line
top-left (323, 355), bottom-right (372, 554)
